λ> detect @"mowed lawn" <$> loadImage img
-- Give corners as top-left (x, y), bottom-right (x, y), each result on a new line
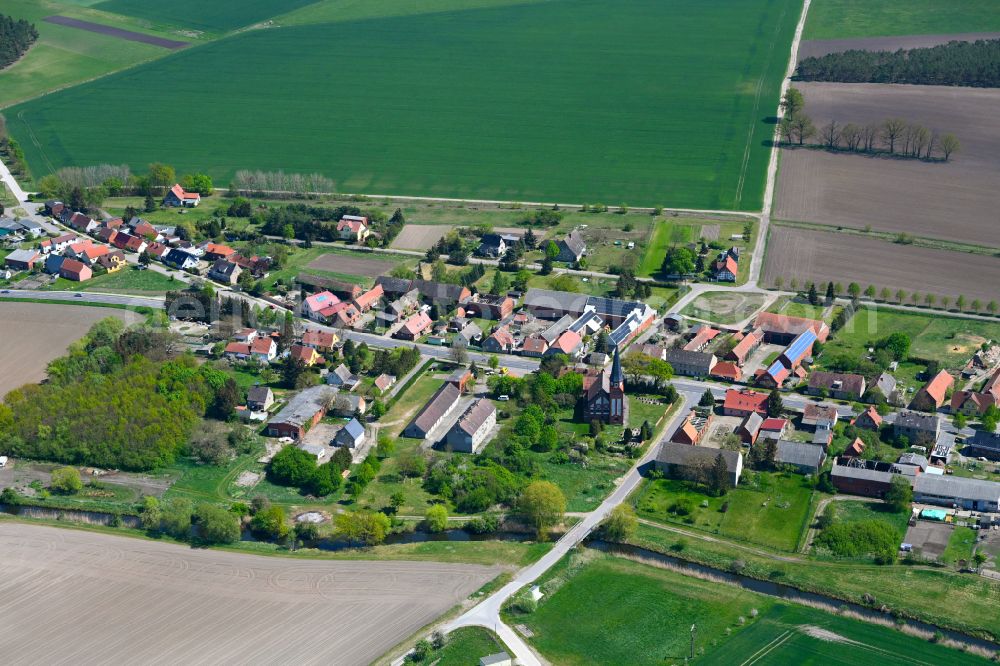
top-left (520, 554), bottom-right (983, 665)
top-left (804, 0), bottom-right (1000, 39)
top-left (9, 0), bottom-right (802, 210)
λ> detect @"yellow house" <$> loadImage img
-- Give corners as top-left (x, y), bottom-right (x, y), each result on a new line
top-left (98, 252), bottom-right (128, 273)
top-left (290, 344), bottom-right (321, 367)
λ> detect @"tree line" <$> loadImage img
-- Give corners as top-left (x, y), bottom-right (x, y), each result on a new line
top-left (0, 14), bottom-right (37, 70)
top-left (796, 39), bottom-right (1000, 88)
top-left (773, 276), bottom-right (1000, 319)
top-left (778, 87), bottom-right (960, 161)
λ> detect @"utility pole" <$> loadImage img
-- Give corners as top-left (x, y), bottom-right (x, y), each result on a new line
top-left (690, 623), bottom-right (696, 660)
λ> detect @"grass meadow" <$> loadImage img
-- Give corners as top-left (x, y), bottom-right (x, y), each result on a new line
top-left (822, 307), bottom-right (1000, 368)
top-left (518, 552), bottom-right (984, 665)
top-left (804, 0), bottom-right (1000, 39)
top-left (8, 0), bottom-right (801, 210)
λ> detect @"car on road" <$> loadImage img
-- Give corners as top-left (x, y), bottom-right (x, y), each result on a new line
top-left (0, 456), bottom-right (8, 468)
top-left (74, 293), bottom-right (83, 298)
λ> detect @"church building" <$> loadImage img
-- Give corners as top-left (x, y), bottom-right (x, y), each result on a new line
top-left (583, 346), bottom-right (626, 425)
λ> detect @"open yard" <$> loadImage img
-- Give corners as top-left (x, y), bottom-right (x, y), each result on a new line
top-left (773, 83), bottom-right (1000, 247)
top-left (0, 522), bottom-right (498, 665)
top-left (633, 474), bottom-right (814, 552)
top-left (763, 225), bottom-right (1000, 305)
top-left (0, 301), bottom-right (142, 398)
top-left (681, 291), bottom-right (769, 325)
top-left (819, 306), bottom-right (1000, 368)
top-left (306, 253), bottom-right (398, 278)
top-left (517, 552), bottom-right (983, 666)
top-left (8, 0), bottom-right (800, 210)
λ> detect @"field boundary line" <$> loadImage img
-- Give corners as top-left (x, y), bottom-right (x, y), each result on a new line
top-left (219, 188), bottom-right (763, 218)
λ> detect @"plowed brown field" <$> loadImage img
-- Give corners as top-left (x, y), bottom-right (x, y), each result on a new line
top-left (763, 226), bottom-right (1000, 303)
top-left (0, 522), bottom-right (498, 666)
top-left (774, 82), bottom-right (1000, 246)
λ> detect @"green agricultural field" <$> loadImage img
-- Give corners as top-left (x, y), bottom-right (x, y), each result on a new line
top-left (707, 603), bottom-right (988, 666)
top-left (8, 0), bottom-right (802, 210)
top-left (804, 0), bottom-right (1000, 40)
top-left (517, 553), bottom-right (983, 666)
top-left (0, 0), bottom-right (187, 108)
top-left (95, 0), bottom-right (317, 33)
top-left (822, 307), bottom-right (1000, 368)
top-left (634, 473), bottom-right (815, 552)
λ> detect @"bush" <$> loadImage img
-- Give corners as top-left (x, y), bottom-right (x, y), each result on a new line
top-left (250, 505), bottom-right (289, 541)
top-left (425, 504), bottom-right (449, 533)
top-left (464, 513), bottom-right (501, 534)
top-left (194, 503), bottom-right (240, 544)
top-left (49, 466), bottom-right (82, 494)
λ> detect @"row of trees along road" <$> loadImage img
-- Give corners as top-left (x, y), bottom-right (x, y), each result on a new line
top-left (777, 87), bottom-right (959, 161)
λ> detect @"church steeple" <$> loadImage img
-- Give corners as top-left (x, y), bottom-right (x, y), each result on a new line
top-left (610, 345), bottom-right (623, 388)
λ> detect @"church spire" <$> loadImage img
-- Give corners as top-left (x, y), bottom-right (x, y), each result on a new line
top-left (610, 344), bottom-right (623, 387)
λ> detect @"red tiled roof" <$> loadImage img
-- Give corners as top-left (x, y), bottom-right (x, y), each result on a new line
top-left (522, 337), bottom-right (548, 354)
top-left (490, 326), bottom-right (516, 348)
top-left (553, 330), bottom-right (582, 354)
top-left (403, 311), bottom-right (432, 336)
top-left (353, 284), bottom-right (384, 310)
top-left (251, 337), bottom-right (275, 355)
top-left (60, 258), bottom-right (89, 280)
top-left (710, 361), bottom-right (742, 381)
top-left (225, 342), bottom-right (251, 355)
top-left (289, 344), bottom-right (318, 363)
top-left (169, 184), bottom-right (200, 201)
top-left (922, 370), bottom-right (954, 405)
top-left (760, 418), bottom-right (787, 432)
top-left (753, 312), bottom-right (830, 342)
top-left (723, 389), bottom-right (768, 414)
top-left (205, 243), bottom-right (235, 257)
top-left (728, 329), bottom-right (761, 364)
top-left (302, 329), bottom-right (337, 349)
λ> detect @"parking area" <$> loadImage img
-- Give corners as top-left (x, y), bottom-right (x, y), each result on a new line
top-left (903, 521), bottom-right (953, 561)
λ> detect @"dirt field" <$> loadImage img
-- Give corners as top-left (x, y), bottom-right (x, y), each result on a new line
top-left (390, 224), bottom-right (455, 251)
top-left (763, 226), bottom-right (1000, 303)
top-left (306, 253), bottom-right (398, 278)
top-left (42, 16), bottom-right (189, 49)
top-left (0, 522), bottom-right (498, 666)
top-left (797, 32), bottom-right (1000, 60)
top-left (0, 302), bottom-right (142, 398)
top-left (774, 82), bottom-right (1000, 246)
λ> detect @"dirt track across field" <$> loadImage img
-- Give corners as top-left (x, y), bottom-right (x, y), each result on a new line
top-left (0, 522), bottom-right (498, 666)
top-left (0, 302), bottom-right (142, 398)
top-left (763, 225), bottom-right (1000, 303)
top-left (390, 224), bottom-right (454, 251)
top-left (774, 82), bottom-right (1000, 246)
top-left (306, 253), bottom-right (398, 277)
top-left (797, 32), bottom-right (1000, 60)
top-left (43, 16), bottom-right (189, 49)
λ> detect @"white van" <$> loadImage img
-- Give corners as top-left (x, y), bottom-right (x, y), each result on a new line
top-left (0, 456), bottom-right (8, 468)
